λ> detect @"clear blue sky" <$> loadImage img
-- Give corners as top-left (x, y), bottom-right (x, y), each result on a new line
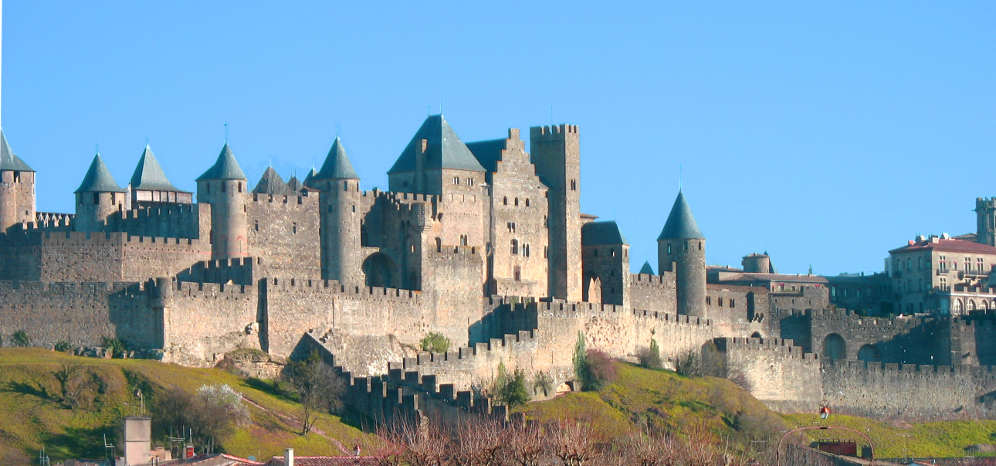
top-left (3, 2), bottom-right (993, 275)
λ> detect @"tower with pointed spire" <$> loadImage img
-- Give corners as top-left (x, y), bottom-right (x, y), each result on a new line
top-left (75, 152), bottom-right (126, 232)
top-left (196, 143), bottom-right (249, 259)
top-left (658, 191), bottom-right (706, 317)
top-left (0, 131), bottom-right (36, 232)
top-left (128, 145), bottom-right (191, 206)
top-left (314, 137), bottom-right (362, 284)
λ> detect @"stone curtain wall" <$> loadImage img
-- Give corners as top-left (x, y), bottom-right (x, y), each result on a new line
top-left (160, 280), bottom-right (259, 367)
top-left (949, 315), bottom-right (996, 366)
top-left (0, 231), bottom-right (209, 282)
top-left (0, 280), bottom-right (162, 349)
top-left (823, 360), bottom-right (996, 420)
top-left (708, 336), bottom-right (996, 420)
top-left (628, 272), bottom-right (677, 314)
top-left (105, 203), bottom-right (207, 239)
top-left (246, 192), bottom-right (322, 278)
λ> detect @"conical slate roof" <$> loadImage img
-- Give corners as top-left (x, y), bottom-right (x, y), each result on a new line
top-left (315, 137), bottom-right (358, 180)
top-left (658, 191), bottom-right (704, 240)
top-left (388, 115), bottom-right (485, 174)
top-left (639, 261), bottom-right (655, 275)
top-left (286, 175), bottom-right (302, 192)
top-left (302, 168), bottom-right (318, 188)
top-left (0, 131), bottom-right (34, 172)
top-left (130, 145), bottom-right (179, 191)
top-left (196, 143), bottom-right (246, 181)
top-left (76, 153), bottom-right (126, 193)
top-left (252, 166), bottom-right (289, 195)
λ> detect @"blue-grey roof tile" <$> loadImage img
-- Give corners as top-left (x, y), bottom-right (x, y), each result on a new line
top-left (76, 153), bottom-right (125, 193)
top-left (197, 143), bottom-right (246, 181)
top-left (388, 115), bottom-right (485, 174)
top-left (658, 191), bottom-right (704, 240)
top-left (315, 137), bottom-right (358, 180)
top-left (130, 145), bottom-right (181, 191)
top-left (582, 221), bottom-right (626, 246)
top-left (0, 131), bottom-right (34, 172)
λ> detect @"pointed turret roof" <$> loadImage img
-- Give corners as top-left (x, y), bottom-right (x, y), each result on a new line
top-left (388, 115), bottom-right (485, 174)
top-left (252, 166), bottom-right (290, 195)
top-left (0, 131), bottom-right (34, 172)
top-left (196, 143), bottom-right (247, 181)
top-left (302, 168), bottom-right (318, 189)
top-left (315, 137), bottom-right (358, 180)
top-left (76, 153), bottom-right (126, 193)
top-left (658, 191), bottom-right (704, 240)
top-left (639, 261), bottom-right (655, 275)
top-left (129, 145), bottom-right (180, 191)
top-left (286, 175), bottom-right (302, 192)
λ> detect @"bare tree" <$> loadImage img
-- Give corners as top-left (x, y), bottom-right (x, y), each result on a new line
top-left (283, 351), bottom-right (345, 434)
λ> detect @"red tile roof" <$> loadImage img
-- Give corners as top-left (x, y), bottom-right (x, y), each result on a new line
top-left (890, 238), bottom-right (996, 255)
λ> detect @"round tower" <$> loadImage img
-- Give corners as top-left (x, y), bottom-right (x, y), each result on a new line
top-left (315, 137), bottom-right (362, 284)
top-left (742, 253), bottom-right (771, 273)
top-left (74, 152), bottom-right (126, 232)
top-left (657, 191), bottom-right (706, 317)
top-left (0, 131), bottom-right (36, 232)
top-left (196, 143), bottom-right (248, 259)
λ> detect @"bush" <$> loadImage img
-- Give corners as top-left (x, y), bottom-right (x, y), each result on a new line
top-left (638, 339), bottom-right (663, 369)
top-left (101, 336), bottom-right (128, 358)
top-left (420, 332), bottom-right (451, 353)
top-left (572, 332), bottom-right (587, 383)
top-left (12, 330), bottom-right (29, 347)
top-left (492, 363), bottom-right (530, 407)
top-left (532, 372), bottom-right (554, 397)
top-left (675, 349), bottom-right (702, 377)
top-left (54, 341), bottom-right (72, 353)
top-left (581, 349), bottom-right (617, 391)
top-left (154, 384), bottom-right (250, 454)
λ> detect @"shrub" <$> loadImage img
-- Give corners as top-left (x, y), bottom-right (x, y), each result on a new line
top-left (12, 330), bottom-right (29, 347)
top-left (675, 349), bottom-right (702, 377)
top-left (581, 349), bottom-right (617, 391)
top-left (54, 341), bottom-right (72, 353)
top-left (532, 371), bottom-right (554, 397)
top-left (420, 332), bottom-right (451, 353)
top-left (638, 339), bottom-right (663, 369)
top-left (492, 363), bottom-right (530, 407)
top-left (572, 331), bottom-right (587, 383)
top-left (101, 336), bottom-right (128, 358)
top-left (53, 363), bottom-right (100, 409)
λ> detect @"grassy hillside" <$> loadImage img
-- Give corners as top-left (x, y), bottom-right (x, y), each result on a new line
top-left (0, 348), bottom-right (381, 463)
top-left (519, 362), bottom-right (996, 459)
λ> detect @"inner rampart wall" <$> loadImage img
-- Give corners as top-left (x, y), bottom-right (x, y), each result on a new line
top-left (246, 193), bottom-right (321, 278)
top-left (161, 280), bottom-right (259, 367)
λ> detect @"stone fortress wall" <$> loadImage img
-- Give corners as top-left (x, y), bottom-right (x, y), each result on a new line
top-left (1, 116), bottom-right (995, 423)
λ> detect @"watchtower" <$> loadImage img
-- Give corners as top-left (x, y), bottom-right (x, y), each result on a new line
top-left (0, 131), bottom-right (35, 232)
top-left (658, 191), bottom-right (706, 317)
top-left (196, 144), bottom-right (248, 259)
top-left (976, 197), bottom-right (996, 246)
top-left (74, 153), bottom-right (125, 232)
top-left (530, 124), bottom-right (582, 301)
top-left (314, 137), bottom-right (363, 284)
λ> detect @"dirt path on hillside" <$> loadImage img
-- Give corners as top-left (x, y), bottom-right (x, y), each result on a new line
top-left (240, 394), bottom-right (352, 455)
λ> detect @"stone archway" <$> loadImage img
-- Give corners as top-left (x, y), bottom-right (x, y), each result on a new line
top-left (750, 332), bottom-right (763, 340)
top-left (857, 344), bottom-right (881, 362)
top-left (362, 252), bottom-right (396, 288)
top-left (822, 333), bottom-right (846, 361)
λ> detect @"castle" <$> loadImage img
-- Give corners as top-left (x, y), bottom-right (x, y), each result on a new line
top-left (0, 116), bottom-right (993, 422)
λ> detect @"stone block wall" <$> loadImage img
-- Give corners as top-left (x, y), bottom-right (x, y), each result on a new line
top-left (105, 202), bottom-right (207, 239)
top-left (704, 337), bottom-right (822, 413)
top-left (0, 280), bottom-right (162, 349)
top-left (247, 192), bottom-right (321, 278)
top-left (161, 280), bottom-right (259, 366)
top-left (628, 272), bottom-right (676, 314)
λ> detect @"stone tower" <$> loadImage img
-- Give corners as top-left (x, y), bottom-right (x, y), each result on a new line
top-left (976, 198), bottom-right (996, 246)
top-left (196, 144), bottom-right (248, 259)
top-left (315, 137), bottom-right (362, 284)
top-left (74, 152), bottom-right (126, 232)
top-left (0, 131), bottom-right (35, 232)
top-left (530, 124), bottom-right (582, 301)
top-left (658, 191), bottom-right (706, 317)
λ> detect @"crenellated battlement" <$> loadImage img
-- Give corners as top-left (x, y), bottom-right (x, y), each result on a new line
top-left (249, 191), bottom-right (319, 208)
top-left (824, 358), bottom-right (996, 380)
top-left (531, 124), bottom-right (579, 137)
top-left (391, 330), bottom-right (539, 373)
top-left (0, 279), bottom-right (148, 294)
top-left (715, 336), bottom-right (820, 361)
top-left (630, 273), bottom-right (673, 285)
top-left (264, 277), bottom-right (422, 302)
top-left (32, 212), bottom-right (74, 230)
top-left (173, 280), bottom-right (253, 297)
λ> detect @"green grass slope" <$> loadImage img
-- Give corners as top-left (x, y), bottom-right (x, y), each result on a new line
top-left (519, 362), bottom-right (996, 459)
top-left (0, 348), bottom-right (381, 463)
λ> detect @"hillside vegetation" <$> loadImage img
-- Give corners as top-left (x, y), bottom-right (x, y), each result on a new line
top-left (519, 361), bottom-right (996, 460)
top-left (0, 348), bottom-right (380, 464)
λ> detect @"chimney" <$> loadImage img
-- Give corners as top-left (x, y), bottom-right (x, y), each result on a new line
top-left (285, 448), bottom-right (294, 466)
